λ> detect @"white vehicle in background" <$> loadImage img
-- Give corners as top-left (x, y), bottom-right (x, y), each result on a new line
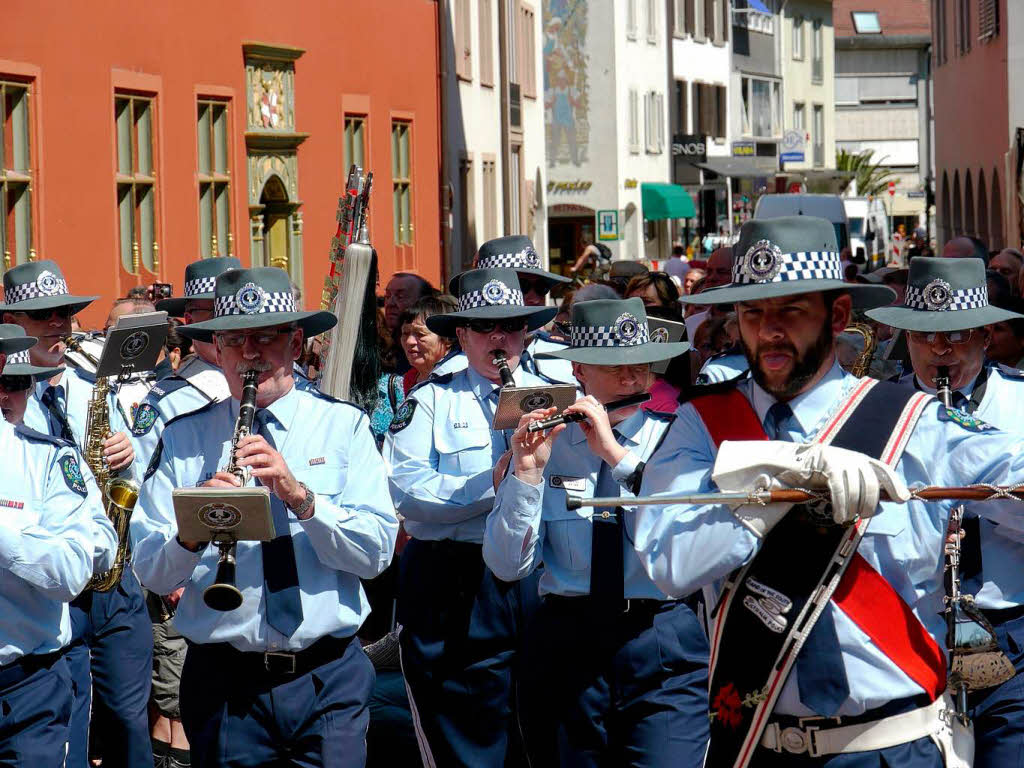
top-left (843, 197), bottom-right (890, 271)
top-left (754, 193), bottom-right (852, 263)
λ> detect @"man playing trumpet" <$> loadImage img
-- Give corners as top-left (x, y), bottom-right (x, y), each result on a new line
top-left (132, 267), bottom-right (398, 768)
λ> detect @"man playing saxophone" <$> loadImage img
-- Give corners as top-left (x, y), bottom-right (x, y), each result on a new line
top-left (0, 260), bottom-right (150, 768)
top-left (132, 267), bottom-right (398, 768)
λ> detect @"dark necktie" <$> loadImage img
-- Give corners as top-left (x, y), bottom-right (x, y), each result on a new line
top-left (254, 410), bottom-right (304, 637)
top-left (951, 390), bottom-right (968, 410)
top-left (765, 400), bottom-right (851, 716)
top-left (589, 431), bottom-right (625, 608)
top-left (41, 385), bottom-right (75, 443)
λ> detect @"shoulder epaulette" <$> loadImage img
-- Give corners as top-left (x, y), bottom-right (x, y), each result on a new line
top-left (411, 370), bottom-right (455, 395)
top-left (148, 376), bottom-right (193, 401)
top-left (14, 424), bottom-right (73, 449)
top-left (162, 398), bottom-right (220, 430)
top-left (678, 373), bottom-right (746, 404)
top-left (996, 363), bottom-right (1024, 380)
top-left (302, 386), bottom-right (368, 416)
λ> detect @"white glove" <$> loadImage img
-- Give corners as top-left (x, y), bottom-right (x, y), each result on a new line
top-left (713, 441), bottom-right (911, 528)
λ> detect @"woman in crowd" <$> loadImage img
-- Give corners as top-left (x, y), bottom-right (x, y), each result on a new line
top-left (624, 272), bottom-right (682, 316)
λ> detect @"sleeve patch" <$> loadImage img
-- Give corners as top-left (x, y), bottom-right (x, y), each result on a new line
top-left (59, 455), bottom-right (89, 496)
top-left (131, 403), bottom-right (160, 436)
top-left (389, 399), bottom-right (417, 433)
top-left (938, 406), bottom-right (996, 433)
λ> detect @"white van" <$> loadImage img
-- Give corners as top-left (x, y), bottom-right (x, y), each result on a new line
top-left (843, 197), bottom-right (890, 270)
top-left (754, 193), bottom-right (851, 258)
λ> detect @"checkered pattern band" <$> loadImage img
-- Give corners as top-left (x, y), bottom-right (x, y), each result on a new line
top-left (184, 276), bottom-right (217, 297)
top-left (478, 250), bottom-right (542, 271)
top-left (5, 350), bottom-right (29, 365)
top-left (904, 284), bottom-right (988, 312)
top-left (733, 250), bottom-right (843, 285)
top-left (570, 322), bottom-right (651, 348)
top-left (457, 288), bottom-right (525, 311)
top-left (214, 291), bottom-right (295, 316)
top-left (4, 277), bottom-right (70, 304)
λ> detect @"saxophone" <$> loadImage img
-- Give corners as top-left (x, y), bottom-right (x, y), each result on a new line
top-left (66, 335), bottom-right (140, 592)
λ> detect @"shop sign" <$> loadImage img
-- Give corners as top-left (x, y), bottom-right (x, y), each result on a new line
top-left (596, 210), bottom-right (619, 241)
top-left (732, 141), bottom-right (756, 157)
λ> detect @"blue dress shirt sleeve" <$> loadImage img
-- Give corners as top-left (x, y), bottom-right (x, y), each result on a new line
top-left (484, 472), bottom-right (545, 583)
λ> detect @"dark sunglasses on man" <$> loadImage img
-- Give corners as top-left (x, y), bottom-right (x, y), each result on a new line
top-left (465, 318), bottom-right (528, 335)
top-left (17, 306), bottom-right (75, 322)
top-left (518, 277), bottom-right (550, 297)
top-left (0, 375), bottom-right (32, 393)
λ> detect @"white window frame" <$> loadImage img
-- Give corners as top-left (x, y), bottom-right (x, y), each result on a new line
top-left (793, 15), bottom-right (804, 60)
top-left (627, 0), bottom-right (639, 40)
top-left (629, 89), bottom-right (641, 152)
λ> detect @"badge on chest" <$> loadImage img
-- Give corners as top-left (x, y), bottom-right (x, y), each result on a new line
top-left (549, 475), bottom-right (586, 492)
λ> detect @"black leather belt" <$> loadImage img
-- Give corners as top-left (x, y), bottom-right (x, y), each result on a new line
top-left (189, 634), bottom-right (354, 677)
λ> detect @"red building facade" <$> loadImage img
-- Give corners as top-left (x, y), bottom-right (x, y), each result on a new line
top-left (0, 0), bottom-right (442, 328)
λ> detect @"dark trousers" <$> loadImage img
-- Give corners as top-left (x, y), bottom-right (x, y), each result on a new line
top-left (397, 538), bottom-right (539, 768)
top-left (970, 608), bottom-right (1024, 768)
top-left (519, 596), bottom-right (710, 768)
top-left (749, 739), bottom-right (943, 768)
top-left (0, 652), bottom-right (73, 767)
top-left (180, 636), bottom-right (374, 768)
top-left (67, 568), bottom-right (153, 768)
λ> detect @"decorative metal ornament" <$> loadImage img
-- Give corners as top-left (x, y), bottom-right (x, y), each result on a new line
top-left (236, 282), bottom-right (266, 314)
top-left (482, 279), bottom-right (510, 305)
top-left (519, 246), bottom-right (541, 268)
top-left (741, 240), bottom-right (783, 283)
top-left (120, 331), bottom-right (150, 360)
top-left (197, 502), bottom-right (243, 530)
top-left (922, 278), bottom-right (953, 311)
top-left (36, 270), bottom-right (61, 296)
top-left (651, 327), bottom-right (670, 343)
top-left (519, 391), bottom-right (554, 411)
top-left (615, 312), bottom-right (641, 343)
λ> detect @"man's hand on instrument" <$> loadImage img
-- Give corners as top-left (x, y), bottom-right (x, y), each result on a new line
top-left (233, 434), bottom-right (306, 511)
top-left (103, 431), bottom-right (134, 472)
top-left (566, 396), bottom-right (628, 469)
top-left (511, 407), bottom-right (566, 486)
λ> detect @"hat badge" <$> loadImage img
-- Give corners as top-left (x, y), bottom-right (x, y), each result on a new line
top-left (651, 327), bottom-right (670, 343)
top-left (518, 246), bottom-right (540, 269)
top-left (615, 312), bottom-right (641, 343)
top-left (35, 270), bottom-right (61, 296)
top-left (922, 278), bottom-right (953, 311)
top-left (741, 240), bottom-right (783, 283)
top-left (482, 279), bottom-right (510, 305)
top-left (236, 282), bottom-right (266, 314)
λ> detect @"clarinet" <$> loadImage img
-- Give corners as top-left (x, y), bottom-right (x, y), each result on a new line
top-left (203, 369), bottom-right (259, 612)
top-left (492, 350), bottom-right (515, 388)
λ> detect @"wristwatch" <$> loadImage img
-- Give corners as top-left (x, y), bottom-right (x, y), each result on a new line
top-left (287, 482), bottom-right (315, 518)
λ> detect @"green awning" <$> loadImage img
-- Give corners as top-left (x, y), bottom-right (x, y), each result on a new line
top-left (641, 183), bottom-right (696, 220)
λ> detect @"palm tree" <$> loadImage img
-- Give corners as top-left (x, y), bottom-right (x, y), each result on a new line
top-left (835, 149), bottom-right (900, 197)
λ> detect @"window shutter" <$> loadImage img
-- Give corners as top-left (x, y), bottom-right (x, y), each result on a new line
top-left (722, 0), bottom-right (730, 42)
top-left (685, 0), bottom-right (696, 35)
top-left (979, 0), bottom-right (999, 41)
top-left (715, 85), bottom-right (726, 139)
top-left (704, 0), bottom-right (715, 39)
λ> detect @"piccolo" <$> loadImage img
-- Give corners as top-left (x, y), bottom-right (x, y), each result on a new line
top-left (565, 485), bottom-right (1024, 511)
top-left (526, 393), bottom-right (652, 433)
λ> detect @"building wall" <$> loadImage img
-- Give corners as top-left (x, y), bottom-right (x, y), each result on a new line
top-left (730, 10), bottom-right (781, 169)
top-left (0, 0), bottom-right (442, 328)
top-left (780, 0), bottom-right (836, 171)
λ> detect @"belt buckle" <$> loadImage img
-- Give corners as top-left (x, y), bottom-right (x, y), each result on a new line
top-left (778, 724), bottom-right (820, 756)
top-left (264, 651), bottom-right (297, 674)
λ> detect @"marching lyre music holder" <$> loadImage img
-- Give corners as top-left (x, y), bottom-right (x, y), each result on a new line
top-left (96, 311), bottom-right (169, 381)
top-left (489, 351), bottom-right (577, 431)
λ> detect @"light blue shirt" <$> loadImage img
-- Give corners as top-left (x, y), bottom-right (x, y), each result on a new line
top-left (484, 408), bottom-right (673, 599)
top-left (128, 355), bottom-right (227, 485)
top-left (0, 421), bottom-right (116, 664)
top-left (697, 351), bottom-right (749, 385)
top-left (385, 364), bottom-right (553, 543)
top-left (25, 366), bottom-right (132, 452)
top-left (131, 384), bottom-right (398, 652)
top-left (904, 363), bottom-right (1024, 610)
top-left (635, 360), bottom-right (1024, 717)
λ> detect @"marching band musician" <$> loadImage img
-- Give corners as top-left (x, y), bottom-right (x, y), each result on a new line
top-left (483, 297), bottom-right (710, 767)
top-left (867, 257), bottom-right (1024, 768)
top-left (384, 267), bottom-right (557, 767)
top-left (0, 324), bottom-right (117, 764)
top-left (633, 216), bottom-right (1024, 768)
top-left (0, 260), bottom-right (151, 768)
top-left (131, 267), bottom-right (398, 768)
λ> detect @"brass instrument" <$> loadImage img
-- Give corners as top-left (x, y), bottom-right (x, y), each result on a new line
top-left (840, 322), bottom-right (878, 378)
top-left (65, 335), bottom-right (140, 593)
top-left (203, 368), bottom-right (259, 612)
top-left (935, 366), bottom-right (1015, 723)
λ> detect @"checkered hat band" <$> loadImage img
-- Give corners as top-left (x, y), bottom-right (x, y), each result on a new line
top-left (6, 350), bottom-right (29, 365)
top-left (4, 277), bottom-right (70, 304)
top-left (478, 253), bottom-right (538, 270)
top-left (214, 291), bottom-right (295, 316)
top-left (457, 288), bottom-right (525, 311)
top-left (904, 284), bottom-right (989, 311)
top-left (184, 276), bottom-right (217, 297)
top-left (734, 250), bottom-right (843, 285)
top-left (571, 323), bottom-right (651, 348)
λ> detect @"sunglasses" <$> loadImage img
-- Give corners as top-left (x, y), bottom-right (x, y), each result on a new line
top-left (216, 328), bottom-right (295, 348)
top-left (465, 318), bottom-right (528, 334)
top-left (907, 329), bottom-right (974, 346)
top-left (18, 306), bottom-right (75, 322)
top-left (518, 277), bottom-right (550, 297)
top-left (0, 375), bottom-right (32, 393)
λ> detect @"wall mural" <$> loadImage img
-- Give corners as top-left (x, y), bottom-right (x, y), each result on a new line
top-left (544, 0), bottom-right (590, 167)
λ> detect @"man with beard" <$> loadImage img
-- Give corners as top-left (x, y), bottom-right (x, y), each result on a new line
top-left (632, 216), bottom-right (1024, 767)
top-left (131, 267), bottom-right (397, 767)
top-left (867, 257), bottom-right (1024, 768)
top-left (0, 260), bottom-right (150, 768)
top-left (385, 267), bottom-right (557, 767)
